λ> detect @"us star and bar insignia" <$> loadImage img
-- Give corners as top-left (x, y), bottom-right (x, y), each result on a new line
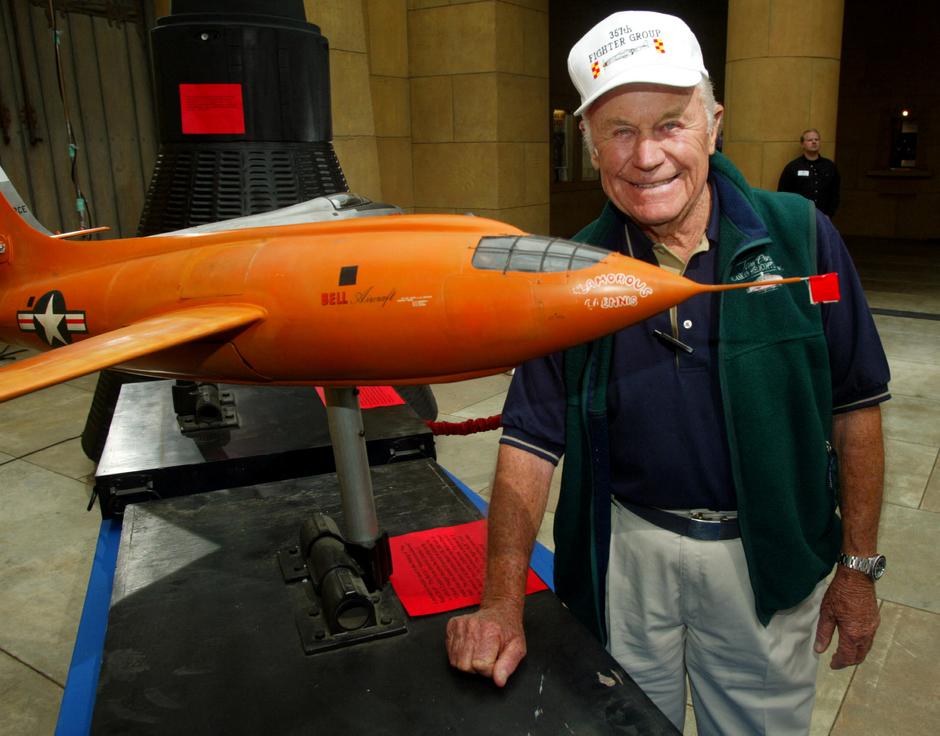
top-left (16, 290), bottom-right (87, 347)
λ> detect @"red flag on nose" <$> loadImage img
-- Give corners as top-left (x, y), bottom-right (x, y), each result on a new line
top-left (807, 272), bottom-right (840, 304)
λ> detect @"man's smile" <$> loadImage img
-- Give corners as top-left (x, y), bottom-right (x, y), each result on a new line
top-left (629, 174), bottom-right (680, 189)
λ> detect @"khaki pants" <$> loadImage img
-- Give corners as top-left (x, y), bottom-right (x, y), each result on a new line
top-left (606, 501), bottom-right (826, 735)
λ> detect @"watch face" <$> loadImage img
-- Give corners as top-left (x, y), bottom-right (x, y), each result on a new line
top-left (871, 555), bottom-right (887, 580)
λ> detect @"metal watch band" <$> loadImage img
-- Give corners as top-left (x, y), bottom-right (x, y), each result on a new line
top-left (837, 553), bottom-right (886, 580)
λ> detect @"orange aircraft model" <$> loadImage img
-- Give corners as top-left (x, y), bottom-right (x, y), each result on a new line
top-left (0, 164), bottom-right (839, 405)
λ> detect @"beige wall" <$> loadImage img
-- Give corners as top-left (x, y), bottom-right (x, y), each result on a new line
top-left (407, 0), bottom-right (549, 233)
top-left (723, 0), bottom-right (844, 190)
top-left (302, 0), bottom-right (549, 233)
top-left (366, 0), bottom-right (414, 209)
top-left (305, 1), bottom-right (384, 201)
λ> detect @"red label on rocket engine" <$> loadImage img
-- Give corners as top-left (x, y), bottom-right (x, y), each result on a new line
top-left (179, 84), bottom-right (245, 135)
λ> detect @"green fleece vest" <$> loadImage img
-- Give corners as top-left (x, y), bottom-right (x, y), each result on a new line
top-left (556, 152), bottom-right (841, 640)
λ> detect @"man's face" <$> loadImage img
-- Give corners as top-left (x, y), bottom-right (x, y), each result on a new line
top-left (801, 131), bottom-right (820, 155)
top-left (585, 84), bottom-right (722, 230)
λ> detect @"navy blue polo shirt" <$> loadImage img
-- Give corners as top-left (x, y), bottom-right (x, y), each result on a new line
top-left (500, 184), bottom-right (891, 511)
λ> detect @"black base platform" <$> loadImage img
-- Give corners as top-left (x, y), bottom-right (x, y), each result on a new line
top-left (93, 381), bottom-right (433, 518)
top-left (92, 459), bottom-right (678, 735)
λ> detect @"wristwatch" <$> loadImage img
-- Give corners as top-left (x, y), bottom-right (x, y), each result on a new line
top-left (837, 553), bottom-right (887, 581)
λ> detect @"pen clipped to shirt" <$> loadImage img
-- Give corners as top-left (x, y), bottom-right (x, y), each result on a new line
top-left (652, 328), bottom-right (694, 355)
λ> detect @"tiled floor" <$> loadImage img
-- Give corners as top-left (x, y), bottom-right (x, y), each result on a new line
top-left (0, 238), bottom-right (937, 734)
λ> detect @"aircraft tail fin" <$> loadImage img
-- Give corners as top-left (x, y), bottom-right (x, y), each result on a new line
top-left (0, 164), bottom-right (53, 236)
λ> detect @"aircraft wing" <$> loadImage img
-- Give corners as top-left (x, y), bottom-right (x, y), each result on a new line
top-left (0, 304), bottom-right (267, 402)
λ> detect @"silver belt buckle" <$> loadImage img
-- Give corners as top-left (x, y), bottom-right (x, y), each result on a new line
top-left (689, 510), bottom-right (731, 523)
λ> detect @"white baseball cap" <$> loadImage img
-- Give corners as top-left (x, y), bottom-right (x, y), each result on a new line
top-left (568, 11), bottom-right (709, 116)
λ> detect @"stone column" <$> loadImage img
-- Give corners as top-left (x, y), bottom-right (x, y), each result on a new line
top-left (723, 0), bottom-right (844, 189)
top-left (306, 1), bottom-right (383, 200)
top-left (407, 0), bottom-right (549, 234)
top-left (366, 0), bottom-right (414, 209)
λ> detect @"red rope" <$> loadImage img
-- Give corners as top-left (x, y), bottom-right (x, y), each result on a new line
top-left (425, 414), bottom-right (502, 435)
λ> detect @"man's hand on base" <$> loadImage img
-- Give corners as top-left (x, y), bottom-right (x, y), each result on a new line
top-left (446, 602), bottom-right (527, 687)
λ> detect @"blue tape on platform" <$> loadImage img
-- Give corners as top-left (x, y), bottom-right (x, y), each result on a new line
top-left (56, 518), bottom-right (122, 736)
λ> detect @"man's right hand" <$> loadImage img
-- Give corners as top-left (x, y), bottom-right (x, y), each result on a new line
top-left (444, 444), bottom-right (553, 688)
top-left (445, 602), bottom-right (527, 687)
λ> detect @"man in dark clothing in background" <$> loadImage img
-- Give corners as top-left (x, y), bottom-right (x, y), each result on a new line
top-left (778, 128), bottom-right (841, 217)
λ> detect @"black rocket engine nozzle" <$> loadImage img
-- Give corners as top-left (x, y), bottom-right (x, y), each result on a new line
top-left (137, 0), bottom-right (348, 235)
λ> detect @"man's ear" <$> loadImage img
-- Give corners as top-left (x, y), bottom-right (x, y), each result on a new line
top-left (580, 121), bottom-right (601, 170)
top-left (709, 104), bottom-right (725, 154)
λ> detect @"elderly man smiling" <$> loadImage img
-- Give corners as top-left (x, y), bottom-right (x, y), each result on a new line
top-left (446, 10), bottom-right (891, 735)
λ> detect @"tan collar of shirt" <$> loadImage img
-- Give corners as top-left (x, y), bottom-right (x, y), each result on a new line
top-left (652, 231), bottom-right (710, 276)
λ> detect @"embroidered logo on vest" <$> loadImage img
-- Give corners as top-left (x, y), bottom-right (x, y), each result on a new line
top-left (729, 253), bottom-right (783, 288)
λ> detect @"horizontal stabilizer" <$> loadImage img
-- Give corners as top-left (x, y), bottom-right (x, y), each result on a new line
top-left (0, 304), bottom-right (266, 403)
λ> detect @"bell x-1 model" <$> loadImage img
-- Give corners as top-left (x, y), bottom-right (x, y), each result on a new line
top-left (0, 164), bottom-right (838, 404)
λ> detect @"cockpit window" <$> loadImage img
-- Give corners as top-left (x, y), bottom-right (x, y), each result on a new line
top-left (472, 236), bottom-right (610, 273)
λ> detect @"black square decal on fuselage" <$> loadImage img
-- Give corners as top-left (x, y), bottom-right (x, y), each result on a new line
top-left (339, 265), bottom-right (358, 286)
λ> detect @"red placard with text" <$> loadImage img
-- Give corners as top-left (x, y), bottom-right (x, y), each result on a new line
top-left (179, 83), bottom-right (245, 135)
top-left (389, 519), bottom-right (547, 617)
top-left (314, 386), bottom-right (405, 409)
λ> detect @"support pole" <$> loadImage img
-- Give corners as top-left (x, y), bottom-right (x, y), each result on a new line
top-left (322, 387), bottom-right (379, 546)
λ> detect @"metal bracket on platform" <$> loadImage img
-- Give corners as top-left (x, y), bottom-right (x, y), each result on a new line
top-left (172, 381), bottom-right (239, 448)
top-left (278, 512), bottom-right (406, 654)
top-left (90, 473), bottom-right (159, 514)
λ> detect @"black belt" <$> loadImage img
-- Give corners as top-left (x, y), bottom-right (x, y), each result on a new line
top-left (619, 501), bottom-right (741, 541)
